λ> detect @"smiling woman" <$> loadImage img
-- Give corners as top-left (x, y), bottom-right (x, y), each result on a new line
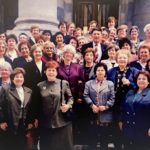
top-left (0, 67), bottom-right (35, 150)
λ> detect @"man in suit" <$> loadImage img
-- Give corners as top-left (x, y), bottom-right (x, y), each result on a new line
top-left (82, 28), bottom-right (108, 63)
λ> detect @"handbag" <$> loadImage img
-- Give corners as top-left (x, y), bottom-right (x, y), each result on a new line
top-left (60, 80), bottom-right (74, 121)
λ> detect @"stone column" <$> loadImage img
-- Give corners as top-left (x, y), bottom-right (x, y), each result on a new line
top-left (10, 0), bottom-right (59, 35)
top-left (64, 0), bottom-right (73, 23)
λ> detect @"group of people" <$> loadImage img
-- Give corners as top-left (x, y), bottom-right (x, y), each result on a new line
top-left (0, 16), bottom-right (150, 150)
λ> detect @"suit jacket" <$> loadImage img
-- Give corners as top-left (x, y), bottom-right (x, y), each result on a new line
top-left (121, 88), bottom-right (150, 139)
top-left (3, 56), bottom-right (13, 66)
top-left (12, 56), bottom-right (29, 69)
top-left (24, 60), bottom-right (46, 91)
top-left (0, 85), bottom-right (34, 134)
top-left (57, 63), bottom-right (84, 101)
top-left (83, 79), bottom-right (115, 122)
top-left (36, 79), bottom-right (73, 128)
top-left (81, 42), bottom-right (108, 61)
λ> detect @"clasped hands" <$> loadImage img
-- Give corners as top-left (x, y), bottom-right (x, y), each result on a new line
top-left (91, 104), bottom-right (108, 113)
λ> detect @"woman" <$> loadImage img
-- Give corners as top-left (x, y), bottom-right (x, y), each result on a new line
top-left (130, 44), bottom-right (150, 70)
top-left (0, 40), bottom-right (12, 65)
top-left (57, 44), bottom-right (84, 144)
top-left (83, 48), bottom-right (96, 82)
top-left (36, 61), bottom-right (73, 150)
top-left (83, 62), bottom-right (115, 150)
top-left (101, 44), bottom-right (119, 70)
top-left (107, 50), bottom-right (138, 150)
top-left (42, 41), bottom-right (59, 63)
top-left (0, 67), bottom-right (34, 150)
top-left (119, 71), bottom-right (150, 150)
top-left (13, 41), bottom-right (32, 69)
top-left (0, 62), bottom-right (12, 89)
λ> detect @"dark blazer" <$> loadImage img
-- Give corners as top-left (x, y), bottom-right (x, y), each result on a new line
top-left (130, 60), bottom-right (145, 70)
top-left (24, 60), bottom-right (46, 91)
top-left (81, 42), bottom-right (108, 60)
top-left (36, 79), bottom-right (73, 128)
top-left (0, 85), bottom-right (34, 134)
top-left (57, 63), bottom-right (84, 101)
top-left (3, 56), bottom-right (13, 66)
top-left (12, 56), bottom-right (29, 69)
top-left (28, 37), bottom-right (36, 46)
top-left (120, 88), bottom-right (150, 139)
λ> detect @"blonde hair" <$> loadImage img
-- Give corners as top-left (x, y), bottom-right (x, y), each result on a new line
top-left (144, 23), bottom-right (150, 32)
top-left (63, 44), bottom-right (76, 56)
top-left (116, 49), bottom-right (131, 60)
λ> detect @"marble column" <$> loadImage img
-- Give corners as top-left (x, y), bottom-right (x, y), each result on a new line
top-left (10, 0), bottom-right (59, 35)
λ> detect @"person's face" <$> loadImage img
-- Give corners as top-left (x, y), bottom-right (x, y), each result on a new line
top-left (31, 28), bottom-right (40, 38)
top-left (108, 20), bottom-right (115, 28)
top-left (109, 29), bottom-right (116, 39)
top-left (78, 39), bottom-right (86, 48)
top-left (7, 38), bottom-right (17, 49)
top-left (69, 39), bottom-right (77, 48)
top-left (122, 43), bottom-right (130, 50)
top-left (59, 24), bottom-right (67, 33)
top-left (74, 30), bottom-right (82, 37)
top-left (117, 54), bottom-right (128, 67)
top-left (33, 47), bottom-right (43, 60)
top-left (63, 51), bottom-right (74, 62)
top-left (0, 33), bottom-right (6, 41)
top-left (139, 48), bottom-right (150, 61)
top-left (130, 29), bottom-right (138, 39)
top-left (19, 35), bottom-right (28, 43)
top-left (84, 52), bottom-right (94, 63)
top-left (137, 74), bottom-right (149, 90)
top-left (20, 44), bottom-right (30, 58)
top-left (56, 34), bottom-right (64, 44)
top-left (45, 68), bottom-right (57, 81)
top-left (118, 29), bottom-right (127, 38)
top-left (102, 30), bottom-right (109, 40)
top-left (43, 33), bottom-right (51, 41)
top-left (68, 24), bottom-right (75, 34)
top-left (13, 73), bottom-right (24, 87)
top-left (89, 23), bottom-right (97, 32)
top-left (96, 66), bottom-right (106, 80)
top-left (0, 43), bottom-right (6, 57)
top-left (92, 30), bottom-right (102, 43)
top-left (145, 28), bottom-right (150, 39)
top-left (44, 45), bottom-right (54, 55)
top-left (37, 39), bottom-right (44, 46)
top-left (0, 68), bottom-right (11, 79)
top-left (108, 48), bottom-right (117, 58)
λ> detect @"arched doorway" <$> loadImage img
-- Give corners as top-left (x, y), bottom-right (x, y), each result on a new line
top-left (73, 0), bottom-right (119, 28)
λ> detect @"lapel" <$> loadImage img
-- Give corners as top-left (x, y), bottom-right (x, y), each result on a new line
top-left (23, 87), bottom-right (31, 107)
top-left (61, 63), bottom-right (72, 77)
top-left (91, 79), bottom-right (108, 93)
top-left (89, 63), bottom-right (96, 79)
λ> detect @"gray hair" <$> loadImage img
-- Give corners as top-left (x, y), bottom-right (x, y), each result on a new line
top-left (62, 44), bottom-right (76, 56)
top-left (0, 62), bottom-right (13, 73)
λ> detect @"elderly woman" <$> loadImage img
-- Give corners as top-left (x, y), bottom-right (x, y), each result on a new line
top-left (130, 44), bottom-right (150, 70)
top-left (84, 62), bottom-right (115, 150)
top-left (42, 41), bottom-right (59, 63)
top-left (107, 50), bottom-right (138, 150)
top-left (101, 44), bottom-right (119, 70)
top-left (35, 61), bottom-right (73, 150)
top-left (0, 62), bottom-right (12, 89)
top-left (119, 71), bottom-right (150, 150)
top-left (57, 44), bottom-right (84, 144)
top-left (0, 40), bottom-right (12, 65)
top-left (12, 41), bottom-right (32, 69)
top-left (0, 67), bottom-right (35, 150)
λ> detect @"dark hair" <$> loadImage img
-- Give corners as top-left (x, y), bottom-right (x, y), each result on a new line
top-left (129, 25), bottom-right (139, 34)
top-left (58, 21), bottom-right (67, 28)
top-left (6, 34), bottom-right (18, 44)
top-left (10, 67), bottom-right (26, 80)
top-left (45, 61), bottom-right (59, 70)
top-left (19, 32), bottom-right (28, 38)
top-left (90, 28), bottom-right (102, 34)
top-left (94, 62), bottom-right (108, 76)
top-left (118, 37), bottom-right (132, 49)
top-left (135, 70), bottom-right (150, 88)
top-left (146, 59), bottom-right (150, 72)
top-left (42, 30), bottom-right (52, 37)
top-left (18, 41), bottom-right (31, 52)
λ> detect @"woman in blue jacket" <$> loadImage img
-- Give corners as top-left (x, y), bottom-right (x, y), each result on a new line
top-left (119, 71), bottom-right (150, 150)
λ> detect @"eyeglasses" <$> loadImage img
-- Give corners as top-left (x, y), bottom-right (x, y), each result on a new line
top-left (45, 47), bottom-right (54, 50)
